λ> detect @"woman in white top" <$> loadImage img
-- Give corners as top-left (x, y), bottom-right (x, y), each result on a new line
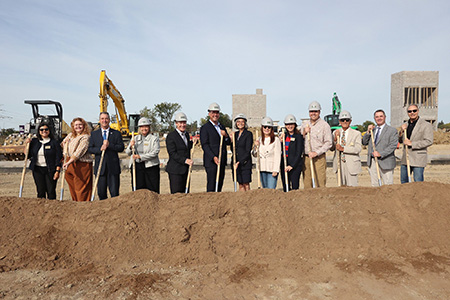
top-left (253, 117), bottom-right (281, 189)
top-left (27, 122), bottom-right (62, 199)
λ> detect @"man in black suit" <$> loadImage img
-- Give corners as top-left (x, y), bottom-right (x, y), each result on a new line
top-left (200, 102), bottom-right (230, 192)
top-left (88, 112), bottom-right (124, 200)
top-left (165, 112), bottom-right (196, 193)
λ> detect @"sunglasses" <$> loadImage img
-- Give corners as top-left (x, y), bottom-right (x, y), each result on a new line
top-left (39, 128), bottom-right (49, 132)
top-left (340, 119), bottom-right (351, 122)
top-left (309, 110), bottom-right (319, 113)
top-left (262, 126), bottom-right (272, 129)
top-left (407, 109), bottom-right (418, 113)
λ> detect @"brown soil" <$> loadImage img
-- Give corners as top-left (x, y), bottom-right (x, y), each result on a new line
top-left (1, 182), bottom-right (450, 299)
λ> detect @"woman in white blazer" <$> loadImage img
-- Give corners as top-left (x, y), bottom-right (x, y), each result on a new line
top-left (126, 117), bottom-right (160, 193)
top-left (253, 117), bottom-right (281, 189)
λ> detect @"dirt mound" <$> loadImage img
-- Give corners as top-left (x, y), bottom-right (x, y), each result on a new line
top-left (434, 130), bottom-right (450, 144)
top-left (1, 183), bottom-right (450, 298)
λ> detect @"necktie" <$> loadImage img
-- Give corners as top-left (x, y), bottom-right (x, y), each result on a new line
top-left (103, 130), bottom-right (107, 140)
top-left (374, 127), bottom-right (380, 144)
top-left (181, 133), bottom-right (187, 146)
top-left (341, 131), bottom-right (346, 162)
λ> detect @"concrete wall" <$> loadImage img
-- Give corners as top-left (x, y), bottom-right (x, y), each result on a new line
top-left (391, 71), bottom-right (439, 129)
top-left (232, 89), bottom-right (267, 128)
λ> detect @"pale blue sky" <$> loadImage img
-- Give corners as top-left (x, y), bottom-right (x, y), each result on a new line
top-left (1, 0), bottom-right (449, 129)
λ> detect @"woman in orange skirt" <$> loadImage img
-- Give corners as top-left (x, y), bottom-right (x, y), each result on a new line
top-left (61, 117), bottom-right (93, 201)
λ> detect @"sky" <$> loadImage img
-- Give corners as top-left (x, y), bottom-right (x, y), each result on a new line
top-left (1, 0), bottom-right (449, 130)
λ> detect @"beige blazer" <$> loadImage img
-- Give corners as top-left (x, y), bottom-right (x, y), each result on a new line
top-left (332, 128), bottom-right (362, 175)
top-left (401, 118), bottom-right (433, 167)
top-left (255, 136), bottom-right (281, 173)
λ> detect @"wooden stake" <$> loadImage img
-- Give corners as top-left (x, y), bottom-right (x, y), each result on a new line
top-left (307, 129), bottom-right (316, 188)
top-left (185, 139), bottom-right (197, 193)
top-left (232, 132), bottom-right (238, 192)
top-left (370, 129), bottom-right (382, 186)
top-left (59, 142), bottom-right (68, 200)
top-left (336, 131), bottom-right (342, 187)
top-left (19, 134), bottom-right (32, 198)
top-left (255, 130), bottom-right (262, 189)
top-left (215, 134), bottom-right (224, 192)
top-left (131, 132), bottom-right (136, 192)
top-left (281, 128), bottom-right (289, 192)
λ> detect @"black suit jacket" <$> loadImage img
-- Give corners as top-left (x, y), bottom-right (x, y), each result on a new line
top-left (28, 138), bottom-right (62, 172)
top-left (88, 128), bottom-right (124, 176)
top-left (165, 130), bottom-right (193, 175)
top-left (231, 129), bottom-right (253, 171)
top-left (200, 121), bottom-right (230, 168)
top-left (281, 132), bottom-right (304, 170)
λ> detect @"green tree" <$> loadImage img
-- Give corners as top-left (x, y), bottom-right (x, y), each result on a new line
top-left (139, 106), bottom-right (160, 133)
top-left (154, 102), bottom-right (182, 133)
top-left (200, 113), bottom-right (232, 128)
top-left (355, 120), bottom-right (375, 132)
top-left (186, 120), bottom-right (198, 134)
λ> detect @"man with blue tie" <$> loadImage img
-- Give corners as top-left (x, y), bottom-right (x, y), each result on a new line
top-left (362, 109), bottom-right (398, 186)
top-left (200, 103), bottom-right (230, 192)
top-left (88, 112), bottom-right (124, 199)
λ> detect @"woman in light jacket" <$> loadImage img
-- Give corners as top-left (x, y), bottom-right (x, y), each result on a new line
top-left (61, 117), bottom-right (93, 201)
top-left (253, 117), bottom-right (281, 189)
top-left (126, 117), bottom-right (160, 193)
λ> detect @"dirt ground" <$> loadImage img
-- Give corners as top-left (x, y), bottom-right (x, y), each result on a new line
top-left (1, 145), bottom-right (450, 299)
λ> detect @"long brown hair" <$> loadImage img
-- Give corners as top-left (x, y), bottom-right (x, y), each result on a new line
top-left (260, 126), bottom-right (275, 145)
top-left (71, 117), bottom-right (90, 136)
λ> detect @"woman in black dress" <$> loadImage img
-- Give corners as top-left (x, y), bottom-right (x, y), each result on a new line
top-left (231, 114), bottom-right (253, 191)
top-left (280, 114), bottom-right (304, 191)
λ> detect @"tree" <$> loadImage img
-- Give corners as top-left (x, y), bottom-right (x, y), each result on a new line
top-left (139, 106), bottom-right (160, 133)
top-left (186, 120), bottom-right (198, 134)
top-left (200, 113), bottom-right (232, 128)
top-left (355, 120), bottom-right (375, 132)
top-left (154, 102), bottom-right (182, 133)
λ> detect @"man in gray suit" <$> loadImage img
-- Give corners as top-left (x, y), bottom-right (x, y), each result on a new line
top-left (399, 104), bottom-right (433, 183)
top-left (362, 109), bottom-right (398, 186)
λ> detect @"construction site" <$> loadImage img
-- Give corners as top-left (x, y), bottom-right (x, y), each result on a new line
top-left (1, 71), bottom-right (450, 299)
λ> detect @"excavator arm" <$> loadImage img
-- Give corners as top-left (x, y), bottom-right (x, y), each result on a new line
top-left (99, 70), bottom-right (129, 134)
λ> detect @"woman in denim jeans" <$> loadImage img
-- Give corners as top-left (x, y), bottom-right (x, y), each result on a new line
top-left (253, 117), bottom-right (281, 189)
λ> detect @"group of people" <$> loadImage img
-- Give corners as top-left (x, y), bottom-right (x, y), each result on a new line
top-left (26, 101), bottom-right (434, 201)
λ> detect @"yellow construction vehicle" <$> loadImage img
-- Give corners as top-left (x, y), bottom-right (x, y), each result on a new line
top-left (99, 70), bottom-right (140, 140)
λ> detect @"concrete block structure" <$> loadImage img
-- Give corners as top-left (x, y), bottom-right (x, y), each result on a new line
top-left (232, 88), bottom-right (266, 128)
top-left (391, 71), bottom-right (439, 130)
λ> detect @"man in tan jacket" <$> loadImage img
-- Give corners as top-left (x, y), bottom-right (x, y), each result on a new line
top-left (399, 104), bottom-right (433, 183)
top-left (332, 111), bottom-right (361, 187)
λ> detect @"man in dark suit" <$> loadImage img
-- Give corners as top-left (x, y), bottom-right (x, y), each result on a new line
top-left (362, 109), bottom-right (398, 186)
top-left (200, 102), bottom-right (230, 192)
top-left (165, 112), bottom-right (196, 193)
top-left (88, 112), bottom-right (124, 200)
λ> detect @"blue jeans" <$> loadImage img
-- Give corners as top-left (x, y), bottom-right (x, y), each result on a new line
top-left (400, 165), bottom-right (424, 184)
top-left (260, 172), bottom-right (278, 189)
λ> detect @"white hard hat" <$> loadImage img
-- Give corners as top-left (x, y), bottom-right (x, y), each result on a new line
top-left (284, 114), bottom-right (297, 124)
top-left (174, 112), bottom-right (188, 122)
top-left (261, 117), bottom-right (274, 127)
top-left (234, 113), bottom-right (247, 122)
top-left (138, 117), bottom-right (151, 127)
top-left (339, 110), bottom-right (352, 120)
top-left (208, 102), bottom-right (221, 112)
top-left (308, 101), bottom-right (322, 111)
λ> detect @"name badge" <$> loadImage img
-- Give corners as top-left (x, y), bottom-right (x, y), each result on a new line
top-left (290, 138), bottom-right (295, 141)
top-left (144, 143), bottom-right (149, 146)
top-left (45, 145), bottom-right (51, 149)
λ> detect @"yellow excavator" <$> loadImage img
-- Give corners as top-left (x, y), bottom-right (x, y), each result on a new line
top-left (99, 70), bottom-right (140, 140)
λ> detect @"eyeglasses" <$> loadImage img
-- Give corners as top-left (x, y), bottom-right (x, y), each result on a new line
top-left (262, 126), bottom-right (272, 129)
top-left (407, 109), bottom-right (418, 113)
top-left (39, 128), bottom-right (49, 132)
top-left (340, 119), bottom-right (351, 122)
